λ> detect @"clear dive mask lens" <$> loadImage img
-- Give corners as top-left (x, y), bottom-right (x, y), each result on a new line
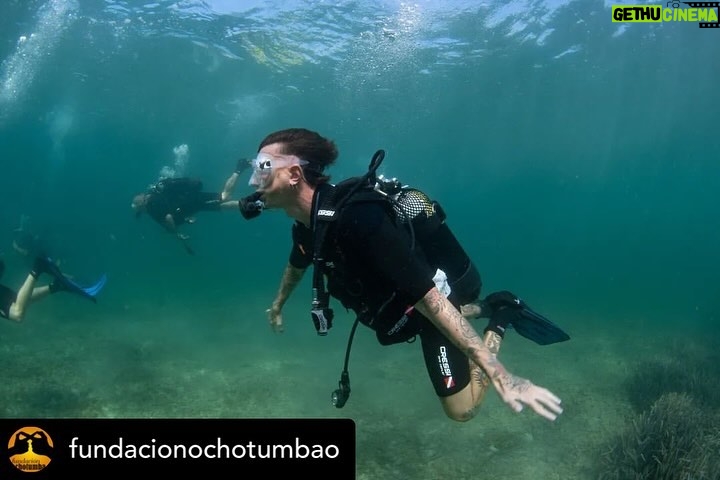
top-left (248, 153), bottom-right (273, 188)
top-left (248, 152), bottom-right (309, 188)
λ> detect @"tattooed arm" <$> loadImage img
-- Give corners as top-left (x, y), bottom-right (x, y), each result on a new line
top-left (415, 287), bottom-right (564, 421)
top-left (266, 263), bottom-right (307, 333)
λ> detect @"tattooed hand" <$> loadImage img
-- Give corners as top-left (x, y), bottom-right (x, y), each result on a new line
top-left (492, 373), bottom-right (563, 421)
top-left (266, 304), bottom-right (284, 334)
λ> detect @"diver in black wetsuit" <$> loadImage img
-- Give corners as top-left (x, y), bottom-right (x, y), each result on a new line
top-left (11, 215), bottom-right (63, 263)
top-left (131, 177), bottom-right (240, 255)
top-left (236, 127), bottom-right (567, 423)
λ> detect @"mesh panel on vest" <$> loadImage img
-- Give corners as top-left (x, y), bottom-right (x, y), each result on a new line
top-left (393, 189), bottom-right (435, 223)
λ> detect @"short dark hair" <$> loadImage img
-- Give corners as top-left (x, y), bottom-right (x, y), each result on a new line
top-left (258, 128), bottom-right (338, 186)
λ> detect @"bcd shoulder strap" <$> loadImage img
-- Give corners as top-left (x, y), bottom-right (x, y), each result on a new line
top-left (310, 151), bottom-right (388, 336)
top-left (315, 178), bottom-right (389, 225)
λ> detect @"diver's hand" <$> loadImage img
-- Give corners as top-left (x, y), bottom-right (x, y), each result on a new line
top-left (460, 303), bottom-right (482, 319)
top-left (492, 372), bottom-right (563, 421)
top-left (266, 304), bottom-right (284, 333)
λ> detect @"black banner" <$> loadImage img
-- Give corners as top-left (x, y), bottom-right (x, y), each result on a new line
top-left (0, 418), bottom-right (355, 477)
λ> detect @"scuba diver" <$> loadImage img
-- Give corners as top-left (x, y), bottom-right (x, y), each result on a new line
top-left (234, 127), bottom-right (570, 422)
top-left (11, 215), bottom-right (63, 262)
top-left (12, 214), bottom-right (42, 258)
top-left (0, 255), bottom-right (106, 323)
top-left (131, 176), bottom-right (240, 255)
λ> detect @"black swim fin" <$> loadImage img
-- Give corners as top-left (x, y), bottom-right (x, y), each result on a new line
top-left (492, 303), bottom-right (570, 346)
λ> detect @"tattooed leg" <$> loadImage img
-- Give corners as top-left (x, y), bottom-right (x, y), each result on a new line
top-left (439, 330), bottom-right (503, 421)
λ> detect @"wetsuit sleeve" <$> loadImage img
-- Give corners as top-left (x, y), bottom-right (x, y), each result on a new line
top-left (289, 222), bottom-right (313, 269)
top-left (337, 202), bottom-right (435, 305)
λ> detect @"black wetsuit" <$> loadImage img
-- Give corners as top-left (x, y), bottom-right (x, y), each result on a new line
top-left (0, 260), bottom-right (13, 319)
top-left (0, 285), bottom-right (16, 319)
top-left (146, 178), bottom-right (222, 227)
top-left (290, 184), bottom-right (481, 397)
top-left (0, 260), bottom-right (17, 318)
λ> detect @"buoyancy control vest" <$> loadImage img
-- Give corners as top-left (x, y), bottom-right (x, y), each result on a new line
top-left (309, 151), bottom-right (482, 344)
top-left (301, 149), bottom-right (484, 409)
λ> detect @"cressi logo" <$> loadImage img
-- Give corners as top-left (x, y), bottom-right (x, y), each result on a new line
top-left (611, 2), bottom-right (720, 27)
top-left (317, 209), bottom-right (335, 217)
top-left (7, 426), bottom-right (54, 473)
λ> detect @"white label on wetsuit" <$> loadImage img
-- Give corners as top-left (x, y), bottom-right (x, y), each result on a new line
top-left (438, 346), bottom-right (455, 389)
top-left (433, 268), bottom-right (451, 297)
top-left (386, 314), bottom-right (409, 335)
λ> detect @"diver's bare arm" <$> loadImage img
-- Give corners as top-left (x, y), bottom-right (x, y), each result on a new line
top-left (266, 263), bottom-right (306, 332)
top-left (271, 263), bottom-right (306, 310)
top-left (163, 214), bottom-right (190, 243)
top-left (222, 158), bottom-right (249, 201)
top-left (221, 172), bottom-right (239, 201)
top-left (415, 287), bottom-right (563, 420)
top-left (163, 214), bottom-right (177, 233)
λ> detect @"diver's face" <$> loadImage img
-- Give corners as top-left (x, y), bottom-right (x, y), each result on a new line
top-left (253, 143), bottom-right (303, 208)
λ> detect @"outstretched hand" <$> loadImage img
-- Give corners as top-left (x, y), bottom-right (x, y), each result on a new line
top-left (492, 373), bottom-right (563, 421)
top-left (266, 305), bottom-right (284, 333)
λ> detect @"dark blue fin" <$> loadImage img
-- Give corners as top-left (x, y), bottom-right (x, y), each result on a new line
top-left (40, 256), bottom-right (106, 302)
top-left (81, 274), bottom-right (107, 297)
top-left (52, 273), bottom-right (107, 303)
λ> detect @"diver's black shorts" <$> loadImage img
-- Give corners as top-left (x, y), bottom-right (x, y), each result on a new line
top-left (0, 284), bottom-right (17, 319)
top-left (416, 314), bottom-right (471, 397)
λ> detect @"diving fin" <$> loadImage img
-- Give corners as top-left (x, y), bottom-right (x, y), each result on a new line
top-left (78, 273), bottom-right (107, 297)
top-left (85, 274), bottom-right (107, 296)
top-left (493, 304), bottom-right (570, 346)
top-left (50, 272), bottom-right (107, 302)
top-left (36, 256), bottom-right (107, 302)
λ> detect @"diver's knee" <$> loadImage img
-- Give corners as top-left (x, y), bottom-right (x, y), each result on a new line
top-left (441, 393), bottom-right (478, 422)
top-left (444, 405), bottom-right (477, 422)
top-left (8, 304), bottom-right (24, 322)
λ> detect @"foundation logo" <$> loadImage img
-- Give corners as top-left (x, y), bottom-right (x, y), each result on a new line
top-left (611, 2), bottom-right (720, 28)
top-left (7, 426), bottom-right (54, 473)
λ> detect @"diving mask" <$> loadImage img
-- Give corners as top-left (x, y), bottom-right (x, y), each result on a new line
top-left (248, 152), bottom-right (308, 188)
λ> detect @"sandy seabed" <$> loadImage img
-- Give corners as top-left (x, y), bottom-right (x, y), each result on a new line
top-left (1, 294), bottom-right (718, 480)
